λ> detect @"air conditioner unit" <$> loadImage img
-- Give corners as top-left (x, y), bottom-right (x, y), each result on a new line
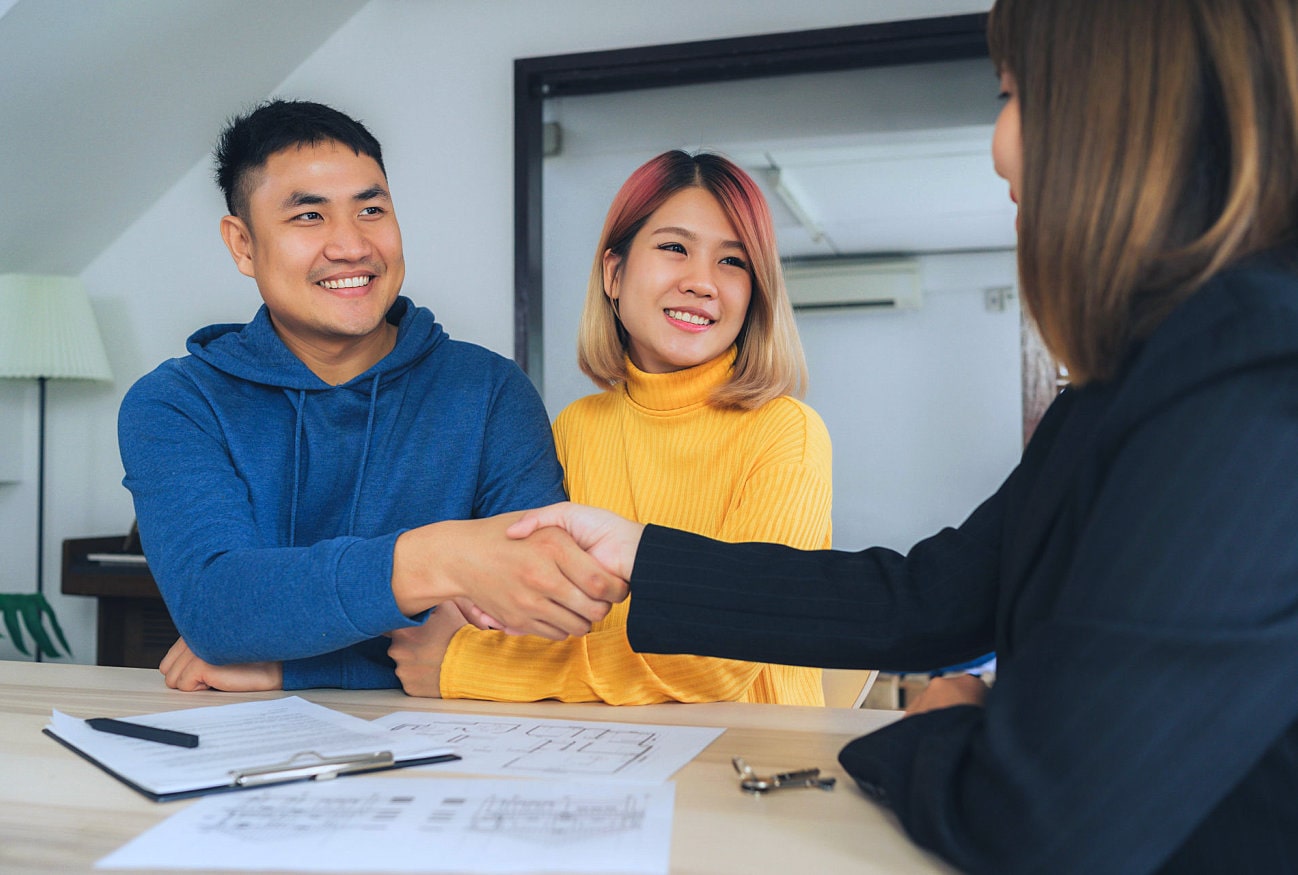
top-left (783, 258), bottom-right (922, 311)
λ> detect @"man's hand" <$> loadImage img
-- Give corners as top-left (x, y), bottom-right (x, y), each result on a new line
top-left (159, 637), bottom-right (283, 692)
top-left (388, 602), bottom-right (470, 697)
top-left (393, 511), bottom-right (629, 641)
top-left (904, 674), bottom-right (989, 715)
top-left (505, 502), bottom-right (645, 581)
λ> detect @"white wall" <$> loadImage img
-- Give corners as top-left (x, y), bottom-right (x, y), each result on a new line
top-left (0, 0), bottom-right (993, 662)
top-left (800, 252), bottom-right (1020, 551)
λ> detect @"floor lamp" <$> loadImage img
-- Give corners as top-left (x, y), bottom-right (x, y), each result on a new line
top-left (0, 274), bottom-right (113, 661)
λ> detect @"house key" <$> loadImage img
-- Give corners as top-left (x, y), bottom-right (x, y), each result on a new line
top-left (732, 756), bottom-right (836, 794)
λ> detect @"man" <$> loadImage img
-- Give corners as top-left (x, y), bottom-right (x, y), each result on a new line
top-left (118, 100), bottom-right (623, 692)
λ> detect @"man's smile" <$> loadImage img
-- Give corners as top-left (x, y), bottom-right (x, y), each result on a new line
top-left (318, 275), bottom-right (373, 290)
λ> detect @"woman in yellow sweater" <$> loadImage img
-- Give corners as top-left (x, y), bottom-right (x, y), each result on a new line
top-left (389, 150), bottom-right (833, 705)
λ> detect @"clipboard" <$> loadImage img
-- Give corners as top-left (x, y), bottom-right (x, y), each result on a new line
top-left (42, 697), bottom-right (459, 803)
top-left (43, 730), bottom-right (459, 802)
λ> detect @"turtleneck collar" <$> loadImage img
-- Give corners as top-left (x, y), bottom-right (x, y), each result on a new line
top-left (623, 347), bottom-right (737, 413)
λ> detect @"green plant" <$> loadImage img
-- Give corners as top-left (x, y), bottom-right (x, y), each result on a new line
top-left (0, 592), bottom-right (72, 658)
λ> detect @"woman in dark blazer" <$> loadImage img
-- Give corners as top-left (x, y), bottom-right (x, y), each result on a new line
top-left (504, 0), bottom-right (1298, 872)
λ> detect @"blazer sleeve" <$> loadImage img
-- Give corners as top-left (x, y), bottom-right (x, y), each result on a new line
top-left (625, 484), bottom-right (1004, 672)
top-left (866, 367), bottom-right (1298, 874)
top-left (636, 364), bottom-right (1298, 874)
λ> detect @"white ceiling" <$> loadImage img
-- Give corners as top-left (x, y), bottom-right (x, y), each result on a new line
top-left (0, 3), bottom-right (1011, 277)
top-left (546, 58), bottom-right (1015, 261)
top-left (0, 0), bottom-right (367, 275)
top-left (737, 125), bottom-right (1012, 258)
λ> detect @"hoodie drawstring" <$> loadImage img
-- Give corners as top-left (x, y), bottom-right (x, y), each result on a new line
top-left (346, 374), bottom-right (381, 536)
top-left (289, 389), bottom-right (305, 547)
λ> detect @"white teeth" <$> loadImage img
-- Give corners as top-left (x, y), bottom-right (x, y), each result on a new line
top-left (319, 276), bottom-right (372, 289)
top-left (665, 309), bottom-right (713, 326)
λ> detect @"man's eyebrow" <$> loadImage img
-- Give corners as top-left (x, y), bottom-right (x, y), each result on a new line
top-left (282, 191), bottom-right (327, 210)
top-left (279, 186), bottom-right (390, 211)
top-left (354, 185), bottom-right (390, 202)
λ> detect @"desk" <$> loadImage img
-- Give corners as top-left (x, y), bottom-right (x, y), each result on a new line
top-left (0, 662), bottom-right (955, 874)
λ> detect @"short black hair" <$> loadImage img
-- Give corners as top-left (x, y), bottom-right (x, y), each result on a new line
top-left (214, 99), bottom-right (386, 219)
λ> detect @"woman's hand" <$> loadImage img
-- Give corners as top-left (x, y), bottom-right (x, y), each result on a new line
top-left (388, 602), bottom-right (470, 697)
top-left (159, 637), bottom-right (282, 692)
top-left (904, 673), bottom-right (989, 715)
top-left (506, 502), bottom-right (645, 582)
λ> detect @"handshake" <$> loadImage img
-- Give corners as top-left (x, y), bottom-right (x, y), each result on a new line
top-left (161, 502), bottom-right (645, 694)
top-left (404, 502), bottom-right (647, 642)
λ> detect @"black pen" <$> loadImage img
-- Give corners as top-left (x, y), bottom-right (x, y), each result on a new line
top-left (86, 717), bottom-right (200, 748)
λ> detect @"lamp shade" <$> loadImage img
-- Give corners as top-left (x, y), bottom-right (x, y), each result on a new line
top-left (0, 274), bottom-right (112, 382)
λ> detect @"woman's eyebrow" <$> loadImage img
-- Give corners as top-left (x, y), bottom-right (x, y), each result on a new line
top-left (650, 225), bottom-right (697, 240)
top-left (651, 225), bottom-right (744, 250)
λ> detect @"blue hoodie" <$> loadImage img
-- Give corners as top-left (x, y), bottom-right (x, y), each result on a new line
top-left (118, 297), bottom-right (565, 689)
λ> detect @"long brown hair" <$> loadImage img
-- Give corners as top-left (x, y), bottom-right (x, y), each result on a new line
top-left (577, 150), bottom-right (807, 409)
top-left (989, 0), bottom-right (1298, 384)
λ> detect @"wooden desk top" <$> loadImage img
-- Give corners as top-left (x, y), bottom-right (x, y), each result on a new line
top-left (0, 661), bottom-right (955, 874)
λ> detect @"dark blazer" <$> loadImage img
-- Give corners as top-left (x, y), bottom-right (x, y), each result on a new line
top-left (626, 255), bottom-right (1298, 874)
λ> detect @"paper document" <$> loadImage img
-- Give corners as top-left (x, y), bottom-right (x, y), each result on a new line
top-left (374, 711), bottom-right (723, 783)
top-left (46, 697), bottom-right (456, 801)
top-left (97, 776), bottom-right (675, 873)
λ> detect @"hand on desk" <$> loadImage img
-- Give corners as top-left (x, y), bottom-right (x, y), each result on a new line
top-left (159, 638), bottom-right (283, 692)
top-left (903, 673), bottom-right (988, 716)
top-left (388, 601), bottom-right (470, 697)
top-left (394, 512), bottom-right (629, 641)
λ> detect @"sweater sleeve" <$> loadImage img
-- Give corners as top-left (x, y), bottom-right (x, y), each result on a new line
top-left (438, 399), bottom-right (833, 705)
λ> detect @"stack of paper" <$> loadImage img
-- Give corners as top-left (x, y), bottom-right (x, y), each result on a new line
top-left (46, 697), bottom-right (721, 873)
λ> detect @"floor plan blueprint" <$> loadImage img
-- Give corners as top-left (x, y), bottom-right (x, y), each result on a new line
top-left (372, 712), bottom-right (723, 783)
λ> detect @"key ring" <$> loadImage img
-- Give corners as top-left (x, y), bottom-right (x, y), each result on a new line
top-left (732, 756), bottom-right (836, 794)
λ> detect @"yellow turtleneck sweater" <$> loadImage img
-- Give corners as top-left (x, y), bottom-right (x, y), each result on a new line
top-left (439, 350), bottom-right (833, 705)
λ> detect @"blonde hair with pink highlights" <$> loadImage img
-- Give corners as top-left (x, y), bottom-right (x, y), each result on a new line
top-left (577, 150), bottom-right (808, 409)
